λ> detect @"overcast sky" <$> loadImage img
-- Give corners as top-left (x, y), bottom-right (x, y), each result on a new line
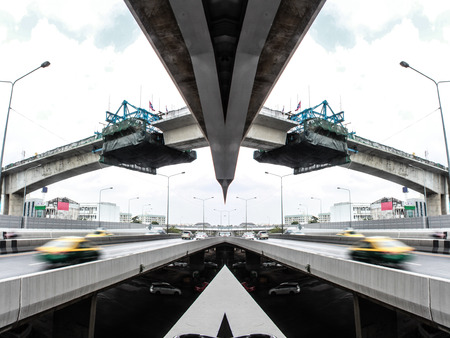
top-left (0, 1), bottom-right (449, 225)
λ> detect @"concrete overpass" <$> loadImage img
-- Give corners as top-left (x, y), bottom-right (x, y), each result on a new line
top-left (124, 0), bottom-right (326, 198)
top-left (1, 106), bottom-right (448, 216)
top-left (1, 236), bottom-right (449, 336)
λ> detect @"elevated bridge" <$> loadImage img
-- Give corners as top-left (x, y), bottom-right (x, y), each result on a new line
top-left (2, 106), bottom-right (447, 216)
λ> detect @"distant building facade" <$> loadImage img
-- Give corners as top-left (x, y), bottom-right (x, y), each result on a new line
top-left (285, 214), bottom-right (310, 225)
top-left (330, 202), bottom-right (372, 222)
top-left (370, 197), bottom-right (404, 219)
top-left (46, 197), bottom-right (80, 220)
top-left (79, 202), bottom-right (120, 222)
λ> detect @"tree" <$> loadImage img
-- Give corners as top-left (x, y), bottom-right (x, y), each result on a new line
top-left (291, 221), bottom-right (299, 225)
top-left (309, 216), bottom-right (319, 223)
top-left (131, 216), bottom-right (142, 223)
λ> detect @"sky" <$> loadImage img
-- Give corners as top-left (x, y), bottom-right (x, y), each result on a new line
top-left (0, 0), bottom-right (450, 225)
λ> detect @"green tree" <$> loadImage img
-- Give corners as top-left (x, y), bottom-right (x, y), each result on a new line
top-left (131, 216), bottom-right (142, 223)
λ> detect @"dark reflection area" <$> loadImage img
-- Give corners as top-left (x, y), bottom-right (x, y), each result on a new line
top-left (5, 247), bottom-right (450, 337)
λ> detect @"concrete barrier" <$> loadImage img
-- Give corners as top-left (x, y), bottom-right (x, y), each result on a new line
top-left (0, 237), bottom-right (221, 330)
top-left (227, 237), bottom-right (450, 330)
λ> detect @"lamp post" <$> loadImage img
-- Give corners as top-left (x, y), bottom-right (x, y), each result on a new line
top-left (0, 61), bottom-right (51, 214)
top-left (337, 187), bottom-right (352, 225)
top-left (159, 172), bottom-right (185, 233)
top-left (214, 209), bottom-right (225, 227)
top-left (236, 196), bottom-right (257, 231)
top-left (98, 187), bottom-right (113, 226)
top-left (400, 61), bottom-right (450, 212)
top-left (128, 196), bottom-right (139, 222)
top-left (22, 164), bottom-right (42, 217)
top-left (310, 197), bottom-right (322, 221)
top-left (299, 203), bottom-right (309, 224)
top-left (193, 196), bottom-right (214, 231)
top-left (226, 209), bottom-right (236, 228)
top-left (265, 171), bottom-right (292, 233)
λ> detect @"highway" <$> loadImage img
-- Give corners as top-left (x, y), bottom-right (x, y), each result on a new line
top-left (1, 237), bottom-right (450, 281)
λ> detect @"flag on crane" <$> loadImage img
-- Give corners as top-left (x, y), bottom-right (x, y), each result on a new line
top-left (149, 101), bottom-right (155, 111)
top-left (295, 101), bottom-right (301, 111)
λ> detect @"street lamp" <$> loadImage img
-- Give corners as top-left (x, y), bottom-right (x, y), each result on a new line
top-left (337, 187), bottom-right (352, 224)
top-left (128, 196), bottom-right (139, 222)
top-left (0, 61), bottom-right (51, 214)
top-left (400, 61), bottom-right (450, 212)
top-left (22, 164), bottom-right (42, 217)
top-left (214, 209), bottom-right (225, 227)
top-left (98, 187), bottom-right (113, 226)
top-left (265, 171), bottom-right (292, 233)
top-left (193, 196), bottom-right (214, 231)
top-left (299, 203), bottom-right (309, 224)
top-left (159, 172), bottom-right (185, 233)
top-left (225, 209), bottom-right (237, 227)
top-left (310, 197), bottom-right (322, 220)
top-left (236, 196), bottom-right (257, 231)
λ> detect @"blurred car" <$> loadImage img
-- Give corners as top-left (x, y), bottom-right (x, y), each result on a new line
top-left (242, 232), bottom-right (255, 240)
top-left (284, 229), bottom-right (305, 235)
top-left (348, 236), bottom-right (414, 265)
top-left (268, 282), bottom-right (300, 296)
top-left (150, 282), bottom-right (181, 295)
top-left (256, 231), bottom-right (269, 240)
top-left (194, 282), bottom-right (209, 292)
top-left (86, 229), bottom-right (113, 237)
top-left (195, 232), bottom-right (208, 240)
top-left (181, 231), bottom-right (194, 240)
top-left (336, 229), bottom-right (364, 237)
top-left (36, 236), bottom-right (101, 265)
top-left (431, 231), bottom-right (448, 239)
top-left (241, 282), bottom-right (255, 292)
top-left (218, 231), bottom-right (231, 237)
top-left (2, 231), bottom-right (18, 239)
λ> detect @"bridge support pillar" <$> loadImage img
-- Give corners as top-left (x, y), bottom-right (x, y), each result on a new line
top-left (353, 294), bottom-right (397, 338)
top-left (189, 250), bottom-right (205, 271)
top-left (53, 294), bottom-right (97, 338)
top-left (245, 251), bottom-right (261, 271)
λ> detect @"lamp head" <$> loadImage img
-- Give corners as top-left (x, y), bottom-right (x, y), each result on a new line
top-left (41, 61), bottom-right (51, 68)
top-left (400, 61), bottom-right (409, 68)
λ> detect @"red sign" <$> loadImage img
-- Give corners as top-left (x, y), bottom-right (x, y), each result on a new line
top-left (381, 201), bottom-right (393, 211)
top-left (57, 202), bottom-right (69, 211)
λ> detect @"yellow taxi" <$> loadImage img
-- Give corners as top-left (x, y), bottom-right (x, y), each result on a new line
top-left (36, 236), bottom-right (102, 265)
top-left (85, 229), bottom-right (114, 237)
top-left (348, 236), bottom-right (414, 265)
top-left (336, 229), bottom-right (364, 237)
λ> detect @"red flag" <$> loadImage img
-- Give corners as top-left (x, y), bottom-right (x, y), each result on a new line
top-left (149, 101), bottom-right (155, 111)
top-left (295, 101), bottom-right (301, 111)
top-left (57, 202), bottom-right (69, 211)
top-left (381, 201), bottom-right (393, 211)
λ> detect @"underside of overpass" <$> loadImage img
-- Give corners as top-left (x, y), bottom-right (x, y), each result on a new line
top-left (124, 0), bottom-right (326, 199)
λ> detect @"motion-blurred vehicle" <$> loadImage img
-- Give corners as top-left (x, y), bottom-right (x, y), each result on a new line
top-left (181, 231), bottom-right (194, 240)
top-left (336, 229), bottom-right (364, 237)
top-left (36, 236), bottom-right (101, 265)
top-left (241, 282), bottom-right (255, 292)
top-left (2, 231), bottom-right (18, 239)
top-left (218, 231), bottom-right (231, 237)
top-left (268, 282), bottom-right (300, 296)
top-left (348, 236), bottom-right (414, 265)
top-left (150, 282), bottom-right (181, 295)
top-left (431, 231), bottom-right (448, 239)
top-left (256, 231), bottom-right (269, 240)
top-left (195, 232), bottom-right (208, 240)
top-left (86, 229), bottom-right (113, 237)
top-left (284, 229), bottom-right (305, 235)
top-left (242, 232), bottom-right (255, 240)
top-left (194, 282), bottom-right (209, 292)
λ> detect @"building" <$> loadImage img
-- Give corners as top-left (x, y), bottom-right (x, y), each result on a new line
top-left (370, 197), bottom-right (404, 219)
top-left (23, 198), bottom-right (46, 217)
top-left (285, 214), bottom-right (310, 225)
top-left (79, 202), bottom-right (120, 222)
top-left (318, 212), bottom-right (330, 223)
top-left (46, 197), bottom-right (80, 220)
top-left (404, 198), bottom-right (427, 217)
top-left (330, 202), bottom-right (372, 222)
top-left (139, 214), bottom-right (166, 225)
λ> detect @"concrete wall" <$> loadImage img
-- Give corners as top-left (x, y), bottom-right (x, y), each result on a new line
top-left (0, 237), bottom-right (222, 331)
top-left (226, 237), bottom-right (450, 330)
